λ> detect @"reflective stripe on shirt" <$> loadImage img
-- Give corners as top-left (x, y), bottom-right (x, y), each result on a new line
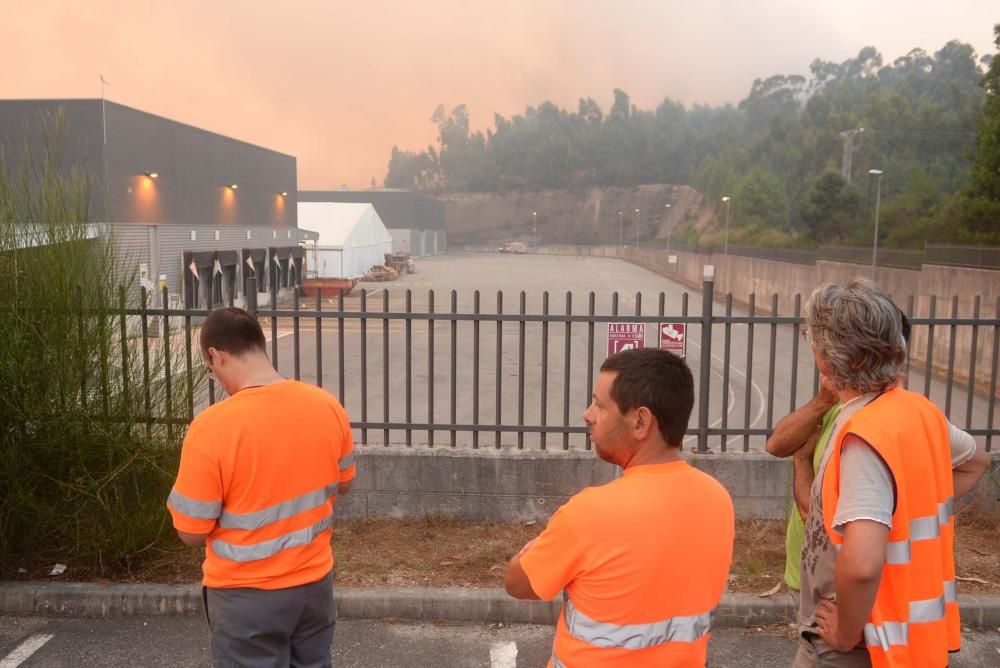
top-left (168, 489), bottom-right (222, 520)
top-left (339, 451), bottom-right (355, 470)
top-left (211, 513), bottom-right (334, 563)
top-left (218, 481), bottom-right (340, 530)
top-left (563, 597), bottom-right (715, 649)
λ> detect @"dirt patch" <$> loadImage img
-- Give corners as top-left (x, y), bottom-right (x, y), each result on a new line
top-left (7, 517), bottom-right (999, 594)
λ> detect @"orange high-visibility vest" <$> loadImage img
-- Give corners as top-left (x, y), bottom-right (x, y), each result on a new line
top-left (822, 388), bottom-right (960, 668)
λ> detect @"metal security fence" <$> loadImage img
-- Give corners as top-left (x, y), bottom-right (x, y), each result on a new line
top-left (925, 244), bottom-right (1000, 271)
top-left (112, 274), bottom-right (1000, 454)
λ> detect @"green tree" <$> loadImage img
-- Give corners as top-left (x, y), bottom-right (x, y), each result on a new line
top-left (968, 25), bottom-right (1000, 201)
top-left (735, 167), bottom-right (789, 230)
top-left (0, 111), bottom-right (192, 573)
top-left (799, 169), bottom-right (862, 243)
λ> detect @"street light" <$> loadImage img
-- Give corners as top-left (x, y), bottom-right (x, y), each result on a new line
top-left (721, 196), bottom-right (731, 256)
top-left (869, 169), bottom-right (883, 279)
top-left (617, 211), bottom-right (623, 249)
top-left (664, 204), bottom-right (672, 254)
top-left (634, 208), bottom-right (640, 247)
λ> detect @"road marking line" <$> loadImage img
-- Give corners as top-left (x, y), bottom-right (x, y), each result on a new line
top-left (1, 634), bottom-right (54, 668)
top-left (489, 641), bottom-right (518, 668)
top-left (685, 335), bottom-right (768, 448)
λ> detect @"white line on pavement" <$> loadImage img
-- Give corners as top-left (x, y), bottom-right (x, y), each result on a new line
top-left (0, 634), bottom-right (53, 668)
top-left (489, 640), bottom-right (518, 668)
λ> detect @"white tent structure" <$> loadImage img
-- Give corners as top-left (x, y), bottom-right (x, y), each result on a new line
top-left (297, 202), bottom-right (393, 278)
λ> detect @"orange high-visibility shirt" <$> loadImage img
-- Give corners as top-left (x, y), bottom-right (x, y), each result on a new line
top-left (521, 460), bottom-right (735, 667)
top-left (168, 380), bottom-right (355, 589)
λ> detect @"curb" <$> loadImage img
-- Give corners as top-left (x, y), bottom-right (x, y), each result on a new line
top-left (3, 582), bottom-right (1000, 629)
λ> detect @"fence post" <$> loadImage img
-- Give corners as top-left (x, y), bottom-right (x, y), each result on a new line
top-left (246, 276), bottom-right (257, 317)
top-left (697, 265), bottom-right (715, 453)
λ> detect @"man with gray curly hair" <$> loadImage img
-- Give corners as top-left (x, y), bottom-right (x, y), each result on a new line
top-left (793, 279), bottom-right (988, 668)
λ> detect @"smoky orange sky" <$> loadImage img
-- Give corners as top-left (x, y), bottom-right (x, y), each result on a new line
top-left (2, 1), bottom-right (996, 189)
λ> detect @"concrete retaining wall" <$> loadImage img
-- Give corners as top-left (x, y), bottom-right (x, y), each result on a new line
top-left (339, 448), bottom-right (1000, 522)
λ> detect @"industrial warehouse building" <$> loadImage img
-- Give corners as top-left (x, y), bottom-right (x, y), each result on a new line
top-left (0, 99), bottom-right (313, 309)
top-left (297, 202), bottom-right (393, 279)
top-left (297, 189), bottom-right (446, 257)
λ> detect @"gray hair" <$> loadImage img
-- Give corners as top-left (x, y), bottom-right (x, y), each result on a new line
top-left (805, 279), bottom-right (905, 394)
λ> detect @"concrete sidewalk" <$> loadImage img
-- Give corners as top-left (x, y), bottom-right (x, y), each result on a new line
top-left (2, 581), bottom-right (999, 629)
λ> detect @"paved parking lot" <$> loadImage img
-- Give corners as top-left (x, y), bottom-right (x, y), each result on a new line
top-left (3, 615), bottom-right (998, 667)
top-left (243, 252), bottom-right (994, 452)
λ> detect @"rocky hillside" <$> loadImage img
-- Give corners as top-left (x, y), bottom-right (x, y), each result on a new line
top-left (441, 184), bottom-right (709, 245)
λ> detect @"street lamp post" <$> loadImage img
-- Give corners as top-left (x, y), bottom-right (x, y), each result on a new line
top-left (634, 208), bottom-right (640, 247)
top-left (617, 210), bottom-right (623, 249)
top-left (664, 203), bottom-right (672, 254)
top-left (869, 169), bottom-right (883, 279)
top-left (721, 196), bottom-right (731, 256)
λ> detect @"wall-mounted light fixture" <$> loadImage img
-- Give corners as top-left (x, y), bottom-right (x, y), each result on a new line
top-left (145, 171), bottom-right (159, 179)
top-left (279, 191), bottom-right (288, 197)
top-left (227, 183), bottom-right (238, 190)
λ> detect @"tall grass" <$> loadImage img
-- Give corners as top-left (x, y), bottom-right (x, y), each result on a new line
top-left (0, 110), bottom-right (195, 575)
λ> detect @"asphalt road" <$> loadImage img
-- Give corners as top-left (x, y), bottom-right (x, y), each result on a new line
top-left (3, 615), bottom-right (999, 667)
top-left (197, 252), bottom-right (995, 452)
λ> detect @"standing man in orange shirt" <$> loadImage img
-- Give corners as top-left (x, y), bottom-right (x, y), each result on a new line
top-left (505, 348), bottom-right (735, 667)
top-left (167, 307), bottom-right (356, 668)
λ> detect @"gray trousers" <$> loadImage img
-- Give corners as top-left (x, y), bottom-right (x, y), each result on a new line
top-left (204, 571), bottom-right (335, 668)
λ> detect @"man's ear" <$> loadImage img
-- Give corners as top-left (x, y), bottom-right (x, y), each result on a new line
top-left (633, 406), bottom-right (655, 439)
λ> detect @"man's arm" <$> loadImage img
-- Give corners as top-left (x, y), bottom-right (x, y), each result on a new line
top-left (953, 442), bottom-right (989, 499)
top-left (177, 530), bottom-right (210, 547)
top-left (504, 538), bottom-right (540, 600)
top-left (766, 376), bottom-right (837, 458)
top-left (817, 519), bottom-right (889, 651)
top-left (792, 428), bottom-right (819, 518)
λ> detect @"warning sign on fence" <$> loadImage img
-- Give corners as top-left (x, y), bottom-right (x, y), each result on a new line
top-left (607, 322), bottom-right (646, 357)
top-left (658, 323), bottom-right (686, 357)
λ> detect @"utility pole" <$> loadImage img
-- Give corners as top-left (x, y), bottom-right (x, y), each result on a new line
top-left (869, 169), bottom-right (883, 279)
top-left (721, 196), bottom-right (731, 256)
top-left (100, 74), bottom-right (110, 145)
top-left (664, 203), bottom-right (672, 254)
top-left (840, 128), bottom-right (864, 183)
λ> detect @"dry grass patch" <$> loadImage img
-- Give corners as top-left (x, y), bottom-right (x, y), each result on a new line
top-left (6, 516), bottom-right (999, 594)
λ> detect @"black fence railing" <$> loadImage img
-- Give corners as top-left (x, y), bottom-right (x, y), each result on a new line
top-left (120, 276), bottom-right (1000, 453)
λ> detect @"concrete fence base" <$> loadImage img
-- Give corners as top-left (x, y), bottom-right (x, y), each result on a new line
top-left (336, 448), bottom-right (1000, 522)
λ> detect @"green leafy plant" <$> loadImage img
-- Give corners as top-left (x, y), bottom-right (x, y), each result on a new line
top-left (0, 110), bottom-right (198, 576)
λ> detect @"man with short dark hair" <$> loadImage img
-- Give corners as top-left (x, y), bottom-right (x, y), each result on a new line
top-left (167, 306), bottom-right (355, 668)
top-left (505, 348), bottom-right (735, 667)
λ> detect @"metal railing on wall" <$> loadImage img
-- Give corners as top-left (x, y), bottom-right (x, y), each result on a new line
top-left (108, 275), bottom-right (1000, 454)
top-left (925, 243), bottom-right (1000, 271)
